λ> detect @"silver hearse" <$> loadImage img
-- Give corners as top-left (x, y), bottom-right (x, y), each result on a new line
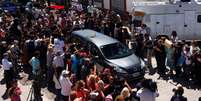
top-left (71, 29), bottom-right (145, 80)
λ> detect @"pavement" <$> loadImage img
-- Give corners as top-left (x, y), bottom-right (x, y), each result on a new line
top-left (146, 58), bottom-right (201, 101)
top-left (0, 58), bottom-right (201, 101)
top-left (145, 73), bottom-right (201, 101)
top-left (0, 68), bottom-right (55, 101)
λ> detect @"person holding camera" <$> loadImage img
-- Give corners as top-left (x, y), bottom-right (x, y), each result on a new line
top-left (136, 79), bottom-right (159, 101)
top-left (192, 51), bottom-right (201, 86)
top-left (183, 45), bottom-right (192, 80)
top-left (154, 38), bottom-right (166, 75)
top-left (29, 51), bottom-right (42, 100)
top-left (170, 86), bottom-right (187, 101)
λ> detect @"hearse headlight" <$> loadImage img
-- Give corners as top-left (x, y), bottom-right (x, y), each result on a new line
top-left (113, 66), bottom-right (127, 74)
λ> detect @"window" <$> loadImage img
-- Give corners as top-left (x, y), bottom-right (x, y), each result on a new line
top-left (197, 15), bottom-right (201, 23)
top-left (100, 42), bottom-right (132, 59)
top-left (89, 43), bottom-right (100, 57)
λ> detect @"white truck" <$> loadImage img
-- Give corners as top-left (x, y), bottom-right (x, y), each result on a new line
top-left (132, 0), bottom-right (201, 40)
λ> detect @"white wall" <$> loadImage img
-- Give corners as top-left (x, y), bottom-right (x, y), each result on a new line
top-left (103, 0), bottom-right (110, 9)
top-left (150, 15), bottom-right (165, 36)
top-left (164, 14), bottom-right (184, 39)
top-left (126, 0), bottom-right (134, 12)
top-left (94, 2), bottom-right (102, 8)
top-left (147, 14), bottom-right (184, 39)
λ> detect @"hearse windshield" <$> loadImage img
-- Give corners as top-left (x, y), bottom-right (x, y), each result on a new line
top-left (100, 42), bottom-right (132, 59)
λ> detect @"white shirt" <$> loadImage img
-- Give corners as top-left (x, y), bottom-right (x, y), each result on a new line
top-left (54, 38), bottom-right (65, 53)
top-left (136, 88), bottom-right (159, 101)
top-left (171, 36), bottom-right (178, 44)
top-left (87, 5), bottom-right (94, 14)
top-left (53, 55), bottom-right (64, 68)
top-left (57, 17), bottom-right (62, 26)
top-left (2, 58), bottom-right (13, 70)
top-left (34, 39), bottom-right (42, 47)
top-left (59, 76), bottom-right (72, 96)
top-left (53, 74), bottom-right (61, 89)
top-left (184, 51), bottom-right (192, 65)
top-left (73, 20), bottom-right (81, 28)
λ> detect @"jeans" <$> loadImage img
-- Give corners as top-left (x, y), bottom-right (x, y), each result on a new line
top-left (4, 70), bottom-right (14, 89)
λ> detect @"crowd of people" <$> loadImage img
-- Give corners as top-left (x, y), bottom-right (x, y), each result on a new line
top-left (128, 24), bottom-right (201, 86)
top-left (145, 31), bottom-right (201, 84)
top-left (0, 1), bottom-right (201, 101)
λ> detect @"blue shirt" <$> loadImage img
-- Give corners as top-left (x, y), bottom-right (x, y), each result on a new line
top-left (71, 54), bottom-right (79, 73)
top-left (30, 57), bottom-right (40, 75)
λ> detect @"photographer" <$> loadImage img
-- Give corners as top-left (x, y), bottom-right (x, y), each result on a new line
top-left (183, 45), bottom-right (193, 80)
top-left (171, 86), bottom-right (187, 101)
top-left (144, 33), bottom-right (154, 73)
top-left (153, 38), bottom-right (166, 75)
top-left (136, 79), bottom-right (159, 101)
top-left (29, 51), bottom-right (42, 100)
top-left (193, 52), bottom-right (201, 86)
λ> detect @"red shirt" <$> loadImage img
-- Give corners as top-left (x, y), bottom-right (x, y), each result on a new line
top-left (87, 82), bottom-right (96, 91)
top-left (76, 89), bottom-right (86, 100)
top-left (61, 18), bottom-right (66, 29)
top-left (10, 87), bottom-right (21, 101)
